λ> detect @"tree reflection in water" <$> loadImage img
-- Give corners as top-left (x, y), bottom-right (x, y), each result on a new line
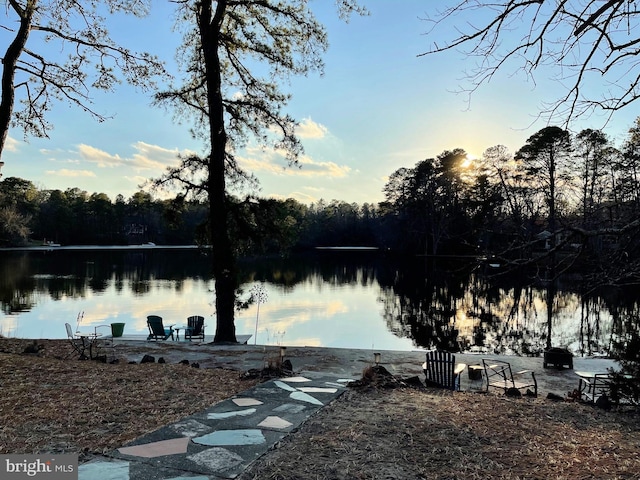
top-left (375, 255), bottom-right (622, 356)
top-left (0, 248), bottom-right (636, 356)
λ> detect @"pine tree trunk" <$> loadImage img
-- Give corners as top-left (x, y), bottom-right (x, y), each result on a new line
top-left (199, 0), bottom-right (237, 343)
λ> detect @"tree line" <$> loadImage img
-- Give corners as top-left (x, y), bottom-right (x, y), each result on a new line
top-left (3, 118), bottom-right (640, 271)
top-left (0, 177), bottom-right (380, 251)
top-left (384, 122), bottom-right (640, 271)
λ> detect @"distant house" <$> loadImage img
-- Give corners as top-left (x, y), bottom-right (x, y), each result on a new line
top-left (126, 223), bottom-right (148, 244)
top-left (535, 230), bottom-right (573, 250)
top-left (535, 230), bottom-right (552, 250)
top-left (126, 223), bottom-right (147, 235)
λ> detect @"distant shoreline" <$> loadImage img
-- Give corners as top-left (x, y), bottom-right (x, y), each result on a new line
top-left (0, 244), bottom-right (201, 252)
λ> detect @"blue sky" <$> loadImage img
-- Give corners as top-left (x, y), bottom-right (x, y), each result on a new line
top-left (2, 1), bottom-right (639, 205)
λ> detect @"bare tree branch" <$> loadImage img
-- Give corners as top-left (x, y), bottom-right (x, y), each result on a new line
top-left (420, 1), bottom-right (640, 125)
top-left (0, 0), bottom-right (166, 157)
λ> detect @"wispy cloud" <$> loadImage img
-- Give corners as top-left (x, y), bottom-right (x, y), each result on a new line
top-left (77, 144), bottom-right (124, 168)
top-left (5, 136), bottom-right (19, 152)
top-left (129, 142), bottom-right (185, 170)
top-left (296, 155), bottom-right (350, 177)
top-left (76, 142), bottom-right (184, 171)
top-left (268, 191), bottom-right (318, 203)
top-left (46, 169), bottom-right (96, 178)
top-left (238, 146), bottom-right (350, 178)
top-left (296, 117), bottom-right (328, 139)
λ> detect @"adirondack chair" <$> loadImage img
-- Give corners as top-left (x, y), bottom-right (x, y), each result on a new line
top-left (422, 350), bottom-right (467, 391)
top-left (184, 315), bottom-right (205, 341)
top-left (147, 315), bottom-right (174, 341)
top-left (483, 359), bottom-right (537, 397)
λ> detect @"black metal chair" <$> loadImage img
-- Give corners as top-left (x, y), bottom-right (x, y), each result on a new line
top-left (483, 358), bottom-right (537, 396)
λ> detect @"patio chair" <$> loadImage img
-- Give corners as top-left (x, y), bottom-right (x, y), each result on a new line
top-left (65, 322), bottom-right (87, 359)
top-left (184, 315), bottom-right (205, 341)
top-left (422, 350), bottom-right (466, 391)
top-left (483, 358), bottom-right (537, 397)
top-left (576, 371), bottom-right (611, 404)
top-left (147, 315), bottom-right (174, 341)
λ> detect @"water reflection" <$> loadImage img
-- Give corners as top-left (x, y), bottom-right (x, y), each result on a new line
top-left (0, 249), bottom-right (635, 354)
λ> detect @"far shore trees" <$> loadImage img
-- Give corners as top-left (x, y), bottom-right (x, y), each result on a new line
top-left (515, 126), bottom-right (572, 248)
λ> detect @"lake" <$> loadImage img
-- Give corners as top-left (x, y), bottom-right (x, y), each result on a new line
top-left (0, 247), bottom-right (628, 355)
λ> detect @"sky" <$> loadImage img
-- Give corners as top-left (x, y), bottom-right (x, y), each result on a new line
top-left (2, 1), bottom-right (639, 206)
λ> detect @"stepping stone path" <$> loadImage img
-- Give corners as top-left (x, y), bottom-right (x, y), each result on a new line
top-left (78, 373), bottom-right (350, 479)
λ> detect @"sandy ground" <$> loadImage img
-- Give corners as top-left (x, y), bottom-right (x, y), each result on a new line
top-left (107, 338), bottom-right (620, 398)
top-left (1, 337), bottom-right (636, 480)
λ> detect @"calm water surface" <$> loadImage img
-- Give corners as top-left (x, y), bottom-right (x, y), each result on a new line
top-left (0, 248), bottom-right (414, 350)
top-left (0, 248), bottom-right (629, 354)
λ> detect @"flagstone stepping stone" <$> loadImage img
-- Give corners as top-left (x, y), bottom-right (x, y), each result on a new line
top-left (279, 376), bottom-right (311, 382)
top-left (172, 419), bottom-right (212, 437)
top-left (118, 437), bottom-right (190, 458)
top-left (193, 429), bottom-right (266, 446)
top-left (297, 387), bottom-right (338, 393)
top-left (273, 403), bottom-right (306, 414)
top-left (325, 381), bottom-right (348, 388)
top-left (78, 460), bottom-right (129, 480)
top-left (232, 398), bottom-right (263, 407)
top-left (290, 391), bottom-right (323, 405)
top-left (187, 448), bottom-right (244, 473)
top-left (253, 387), bottom-right (282, 395)
top-left (274, 380), bottom-right (297, 392)
top-left (168, 476), bottom-right (210, 480)
top-left (257, 416), bottom-right (293, 429)
top-left (208, 408), bottom-right (256, 420)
